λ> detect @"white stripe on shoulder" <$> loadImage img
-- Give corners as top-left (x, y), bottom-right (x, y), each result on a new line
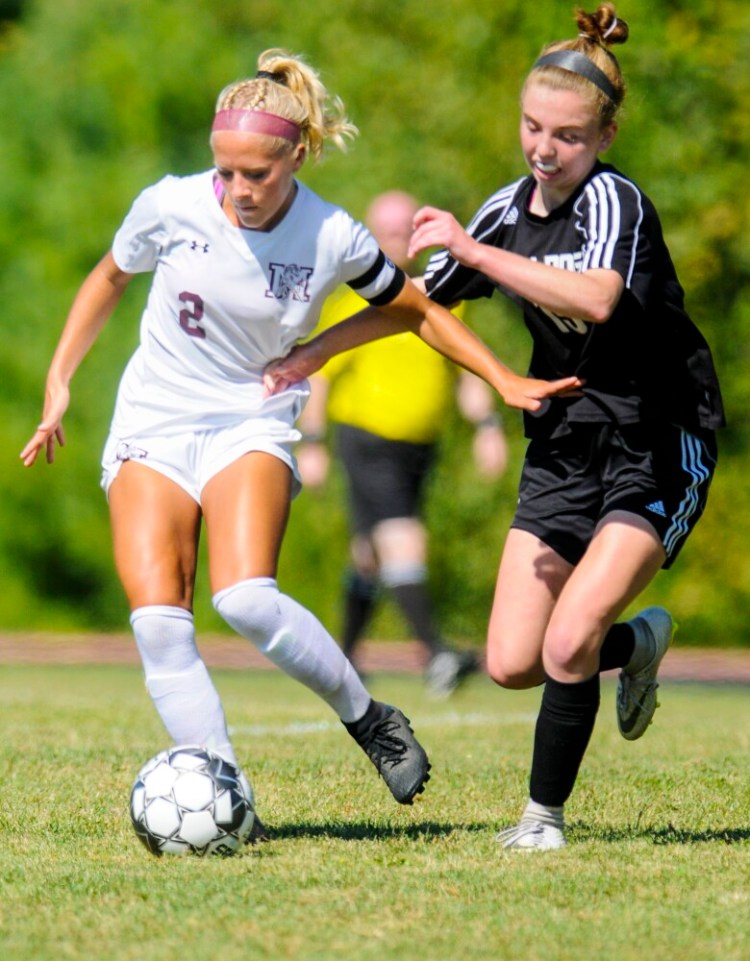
top-left (425, 179), bottom-right (525, 289)
top-left (578, 172), bottom-right (643, 285)
top-left (465, 179), bottom-right (526, 240)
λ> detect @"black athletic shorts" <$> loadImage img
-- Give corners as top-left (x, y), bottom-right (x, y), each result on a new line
top-left (336, 424), bottom-right (436, 535)
top-left (512, 421), bottom-right (718, 569)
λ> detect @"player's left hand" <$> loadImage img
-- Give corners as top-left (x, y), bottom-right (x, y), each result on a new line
top-left (501, 372), bottom-right (584, 412)
top-left (263, 343), bottom-right (322, 397)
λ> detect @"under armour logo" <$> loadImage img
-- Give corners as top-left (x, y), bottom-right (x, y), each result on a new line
top-left (190, 240), bottom-right (210, 253)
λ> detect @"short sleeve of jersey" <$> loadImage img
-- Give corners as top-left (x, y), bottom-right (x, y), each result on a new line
top-left (343, 219), bottom-right (406, 306)
top-left (111, 177), bottom-right (173, 274)
top-left (574, 170), bottom-right (644, 286)
top-left (575, 168), bottom-right (685, 316)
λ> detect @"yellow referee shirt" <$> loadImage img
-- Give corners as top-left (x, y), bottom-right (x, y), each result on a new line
top-left (313, 286), bottom-right (464, 444)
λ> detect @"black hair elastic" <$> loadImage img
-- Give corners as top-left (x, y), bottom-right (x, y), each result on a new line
top-left (256, 69), bottom-right (286, 85)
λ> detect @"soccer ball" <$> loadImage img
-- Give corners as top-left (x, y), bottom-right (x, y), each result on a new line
top-left (129, 745), bottom-right (255, 856)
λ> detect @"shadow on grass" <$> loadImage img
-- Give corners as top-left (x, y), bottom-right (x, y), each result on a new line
top-left (573, 823), bottom-right (750, 845)
top-left (266, 820), bottom-right (491, 841)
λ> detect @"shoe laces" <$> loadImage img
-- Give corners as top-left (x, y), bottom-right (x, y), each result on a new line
top-left (618, 672), bottom-right (659, 713)
top-left (358, 714), bottom-right (410, 772)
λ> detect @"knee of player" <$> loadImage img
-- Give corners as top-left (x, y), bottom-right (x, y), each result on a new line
top-left (212, 577), bottom-right (281, 646)
top-left (485, 647), bottom-right (541, 690)
top-left (542, 623), bottom-right (594, 677)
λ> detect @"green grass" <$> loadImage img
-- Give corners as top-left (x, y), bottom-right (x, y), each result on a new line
top-left (0, 664), bottom-right (747, 961)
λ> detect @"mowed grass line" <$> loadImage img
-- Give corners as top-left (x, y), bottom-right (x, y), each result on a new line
top-left (0, 664), bottom-right (747, 961)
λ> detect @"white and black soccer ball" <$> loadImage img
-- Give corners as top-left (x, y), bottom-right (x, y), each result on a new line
top-left (129, 745), bottom-right (255, 856)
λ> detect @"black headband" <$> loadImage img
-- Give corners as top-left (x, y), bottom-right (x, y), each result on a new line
top-left (533, 50), bottom-right (618, 103)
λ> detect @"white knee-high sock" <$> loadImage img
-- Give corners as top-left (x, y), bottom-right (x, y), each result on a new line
top-left (130, 605), bottom-right (236, 765)
top-left (213, 578), bottom-right (371, 723)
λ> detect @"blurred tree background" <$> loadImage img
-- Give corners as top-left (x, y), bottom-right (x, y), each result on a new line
top-left (1, 0), bottom-right (748, 646)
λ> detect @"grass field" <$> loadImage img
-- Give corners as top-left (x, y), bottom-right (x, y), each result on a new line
top-left (0, 663), bottom-right (747, 961)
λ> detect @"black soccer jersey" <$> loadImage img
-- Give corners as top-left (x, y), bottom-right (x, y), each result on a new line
top-left (424, 161), bottom-right (725, 439)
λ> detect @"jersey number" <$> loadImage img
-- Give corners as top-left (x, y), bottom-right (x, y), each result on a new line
top-left (179, 291), bottom-right (206, 339)
top-left (541, 306), bottom-right (588, 335)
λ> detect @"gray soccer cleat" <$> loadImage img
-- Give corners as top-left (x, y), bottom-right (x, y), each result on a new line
top-left (347, 702), bottom-right (431, 804)
top-left (617, 607), bottom-right (675, 741)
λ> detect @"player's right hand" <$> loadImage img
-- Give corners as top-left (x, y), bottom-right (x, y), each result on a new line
top-left (19, 385), bottom-right (70, 466)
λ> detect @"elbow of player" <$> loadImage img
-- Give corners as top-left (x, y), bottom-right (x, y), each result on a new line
top-left (585, 274), bottom-right (624, 324)
top-left (586, 293), bottom-right (619, 324)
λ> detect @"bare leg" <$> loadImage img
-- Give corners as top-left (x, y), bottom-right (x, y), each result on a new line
top-left (542, 511), bottom-right (666, 682)
top-left (500, 512), bottom-right (667, 849)
top-left (486, 528), bottom-right (573, 689)
top-left (203, 452), bottom-right (371, 722)
top-left (109, 462), bottom-right (235, 761)
top-left (203, 452), bottom-right (431, 804)
top-left (109, 461), bottom-right (201, 609)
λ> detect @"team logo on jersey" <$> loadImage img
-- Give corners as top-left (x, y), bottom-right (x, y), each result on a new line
top-left (115, 442), bottom-right (149, 462)
top-left (503, 206), bottom-right (519, 225)
top-left (543, 250), bottom-right (585, 271)
top-left (266, 262), bottom-right (314, 302)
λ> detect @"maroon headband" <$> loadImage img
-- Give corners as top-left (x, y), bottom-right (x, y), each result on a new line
top-left (211, 109), bottom-right (300, 141)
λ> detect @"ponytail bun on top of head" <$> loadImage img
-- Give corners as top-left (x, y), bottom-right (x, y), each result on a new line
top-left (527, 4), bottom-right (629, 126)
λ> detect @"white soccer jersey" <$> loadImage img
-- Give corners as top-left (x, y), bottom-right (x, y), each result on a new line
top-left (109, 170), bottom-right (401, 437)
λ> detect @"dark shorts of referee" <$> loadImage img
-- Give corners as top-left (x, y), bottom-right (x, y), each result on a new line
top-left (336, 423), bottom-right (437, 537)
top-left (511, 420), bottom-right (718, 569)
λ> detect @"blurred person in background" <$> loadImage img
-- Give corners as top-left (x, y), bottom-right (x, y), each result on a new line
top-left (297, 190), bottom-right (509, 698)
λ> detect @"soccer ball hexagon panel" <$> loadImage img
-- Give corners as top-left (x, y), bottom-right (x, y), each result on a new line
top-left (130, 745), bottom-right (255, 856)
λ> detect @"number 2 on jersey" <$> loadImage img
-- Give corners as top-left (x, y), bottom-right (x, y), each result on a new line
top-left (179, 291), bottom-right (206, 339)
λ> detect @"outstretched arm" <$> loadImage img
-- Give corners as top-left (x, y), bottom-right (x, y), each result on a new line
top-left (20, 251), bottom-right (134, 467)
top-left (409, 206), bottom-right (624, 324)
top-left (263, 277), bottom-right (582, 411)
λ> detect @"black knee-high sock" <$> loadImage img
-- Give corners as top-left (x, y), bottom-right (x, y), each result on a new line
top-left (598, 623), bottom-right (636, 672)
top-left (341, 571), bottom-right (378, 658)
top-left (388, 581), bottom-right (445, 656)
top-left (529, 673), bottom-right (601, 807)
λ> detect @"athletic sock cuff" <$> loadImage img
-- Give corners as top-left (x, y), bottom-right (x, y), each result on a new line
top-left (129, 605), bottom-right (194, 626)
top-left (524, 798), bottom-right (565, 828)
top-left (211, 577), bottom-right (277, 612)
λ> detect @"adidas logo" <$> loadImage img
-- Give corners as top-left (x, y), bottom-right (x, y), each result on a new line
top-left (645, 500), bottom-right (667, 517)
top-left (503, 206), bottom-right (519, 225)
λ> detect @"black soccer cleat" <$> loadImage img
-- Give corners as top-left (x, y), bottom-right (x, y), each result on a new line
top-left (345, 701), bottom-right (431, 804)
top-left (245, 813), bottom-right (271, 844)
